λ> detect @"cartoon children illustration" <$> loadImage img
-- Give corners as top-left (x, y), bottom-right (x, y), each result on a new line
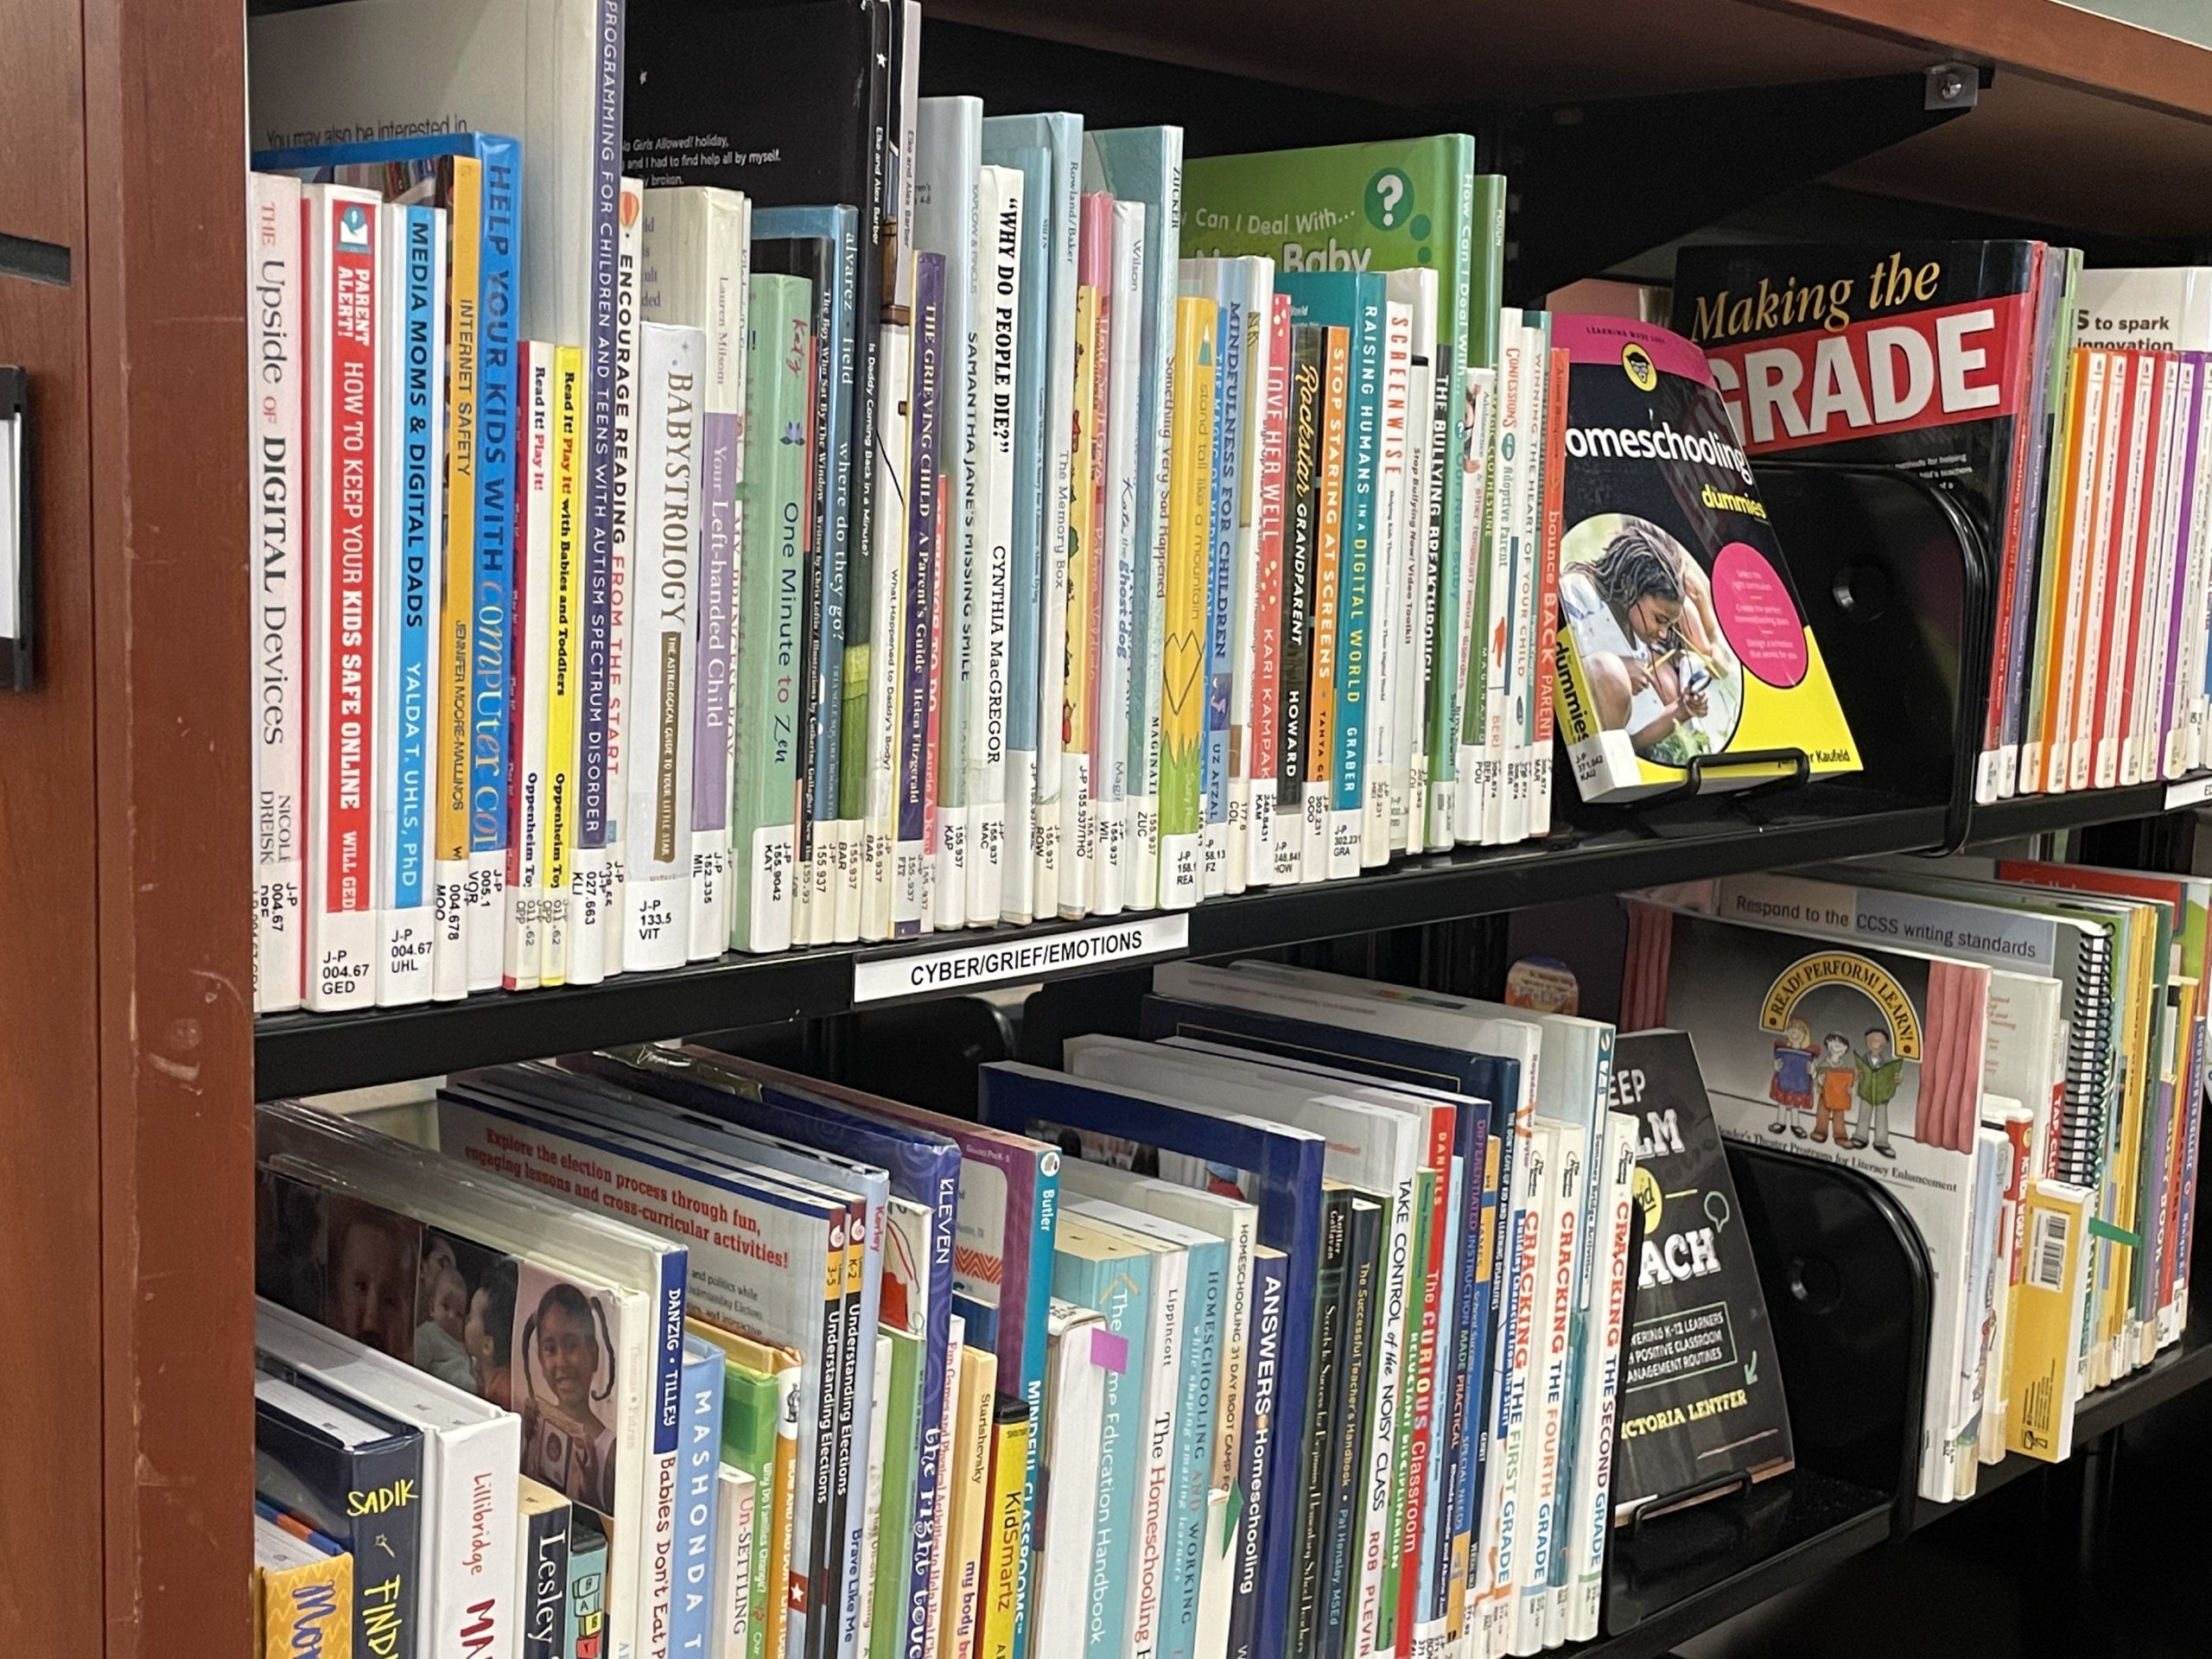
top-left (1812, 1033), bottom-right (1857, 1144)
top-left (1768, 1017), bottom-right (1815, 1137)
top-left (1849, 1027), bottom-right (1904, 1158)
top-left (518, 1277), bottom-right (618, 1514)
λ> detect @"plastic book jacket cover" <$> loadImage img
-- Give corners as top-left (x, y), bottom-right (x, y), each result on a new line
top-left (1549, 315), bottom-right (1859, 800)
top-left (1605, 1030), bottom-right (1792, 1520)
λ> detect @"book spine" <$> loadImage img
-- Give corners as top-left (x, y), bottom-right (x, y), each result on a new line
top-left (716, 1468), bottom-right (759, 1659)
top-left (861, 315), bottom-right (911, 943)
top-left (1446, 369), bottom-right (1494, 843)
top-left (993, 156), bottom-right (1046, 931)
top-left (541, 348), bottom-right (584, 982)
top-left (260, 1552), bottom-right (353, 1659)
top-left (1478, 1123), bottom-right (1542, 1656)
top-left (894, 256), bottom-right (946, 938)
top-left (251, 172), bottom-right (306, 1013)
top-left (1414, 1163), bottom-right (1462, 1659)
top-left (2158, 360), bottom-right (2202, 775)
top-left (1565, 1118), bottom-right (1631, 1643)
top-left (1500, 319), bottom-right (1545, 845)
top-left (1014, 1168), bottom-right (1060, 1659)
top-left (1319, 1205), bottom-right (1380, 1659)
top-left (806, 215), bottom-right (856, 946)
top-left (942, 1354), bottom-right (998, 1659)
top-left (1474, 327), bottom-right (1520, 841)
top-left (1033, 130), bottom-right (1083, 924)
top-left (1329, 286), bottom-right (1379, 880)
top-left (1248, 295), bottom-right (1290, 888)
top-left (678, 1344), bottom-right (730, 1659)
top-left (304, 184), bottom-right (381, 1011)
top-left (466, 143), bottom-right (522, 990)
top-left (1128, 139), bottom-right (1181, 919)
top-left (1396, 331), bottom-right (1432, 855)
top-left (1224, 268), bottom-right (1272, 899)
top-left (978, 1406), bottom-right (1030, 1659)
top-left (2183, 356), bottom-right (2212, 772)
top-left (1164, 1244), bottom-right (1223, 1659)
top-left (420, 164), bottom-right (471, 1001)
top-left (1225, 1253), bottom-right (1283, 1659)
top-left (1447, 1132), bottom-right (1504, 1648)
top-left (731, 276), bottom-right (810, 955)
top-left (377, 202), bottom-right (442, 1007)
top-left (833, 1213), bottom-right (874, 1659)
top-left (2145, 359), bottom-right (2190, 780)
top-left (519, 1496), bottom-right (572, 1659)
top-left (1276, 327), bottom-right (1320, 886)
top-left (868, 1332), bottom-right (920, 1659)
top-left (1365, 299), bottom-right (1410, 871)
top-left (606, 177), bottom-right (645, 976)
top-left (1381, 1175), bottom-right (1435, 1656)
top-left (1424, 156), bottom-right (1480, 854)
top-left (1199, 277), bottom-right (1244, 899)
top-left (683, 201), bottom-right (745, 963)
top-left (1160, 296), bottom-right (1217, 909)
top-left (2098, 352), bottom-right (2161, 789)
top-left (855, 1333), bottom-right (893, 1659)
top-left (768, 1363), bottom-right (803, 1659)
top-left (1513, 1130), bottom-right (1576, 1657)
top-left (1294, 1192), bottom-right (1352, 1659)
top-left (969, 171), bottom-right (1021, 925)
top-left (1093, 199), bottom-right (1146, 918)
top-left (1061, 195), bottom-right (1111, 919)
top-left (624, 323), bottom-right (702, 969)
top-left (505, 346), bottom-right (556, 988)
top-left (2038, 351), bottom-right (2105, 790)
top-left (1530, 346), bottom-right (1566, 835)
top-left (2066, 352), bottom-right (2129, 791)
top-left (1304, 327), bottom-right (1350, 884)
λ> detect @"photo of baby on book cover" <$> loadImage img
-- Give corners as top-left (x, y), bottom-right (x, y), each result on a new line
top-left (1551, 315), bottom-right (1860, 801)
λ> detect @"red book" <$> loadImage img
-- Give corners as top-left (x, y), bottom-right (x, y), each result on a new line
top-left (1249, 293), bottom-right (1292, 879)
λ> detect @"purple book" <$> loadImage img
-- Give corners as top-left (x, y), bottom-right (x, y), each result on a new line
top-left (579, 0), bottom-right (625, 860)
top-left (895, 251), bottom-right (946, 937)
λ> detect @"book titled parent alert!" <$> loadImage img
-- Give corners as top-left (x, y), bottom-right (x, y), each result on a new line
top-left (1549, 315), bottom-right (1859, 802)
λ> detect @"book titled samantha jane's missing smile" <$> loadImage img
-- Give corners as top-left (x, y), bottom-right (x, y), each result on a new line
top-left (1549, 316), bottom-right (1859, 802)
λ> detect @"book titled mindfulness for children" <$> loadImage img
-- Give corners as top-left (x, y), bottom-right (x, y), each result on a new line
top-left (1549, 316), bottom-right (1859, 801)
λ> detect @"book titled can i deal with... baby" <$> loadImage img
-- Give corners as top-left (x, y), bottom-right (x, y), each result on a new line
top-left (1548, 316), bottom-right (1859, 803)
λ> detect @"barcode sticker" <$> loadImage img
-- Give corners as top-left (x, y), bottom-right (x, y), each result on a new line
top-left (2030, 1207), bottom-right (2072, 1293)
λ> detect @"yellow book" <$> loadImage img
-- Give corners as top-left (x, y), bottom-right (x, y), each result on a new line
top-left (541, 345), bottom-right (585, 984)
top-left (433, 154), bottom-right (482, 985)
top-left (1160, 296), bottom-right (1218, 909)
top-left (1062, 202), bottom-right (1108, 917)
top-left (976, 1402), bottom-right (1032, 1659)
top-left (937, 1342), bottom-right (1000, 1659)
top-left (255, 1513), bottom-right (353, 1659)
top-left (2101, 906), bottom-right (2157, 1377)
top-left (2005, 1179), bottom-right (2094, 1459)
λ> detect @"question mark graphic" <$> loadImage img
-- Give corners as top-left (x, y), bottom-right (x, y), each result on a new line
top-left (1376, 173), bottom-right (1405, 227)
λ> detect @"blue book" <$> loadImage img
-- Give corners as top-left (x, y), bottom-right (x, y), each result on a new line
top-left (556, 1047), bottom-right (962, 1659)
top-left (1274, 273), bottom-right (1382, 869)
top-left (677, 1335), bottom-right (728, 1659)
top-left (1225, 1245), bottom-right (1287, 1659)
top-left (251, 132), bottom-right (524, 976)
top-left (1067, 1197), bottom-right (1224, 1659)
top-left (565, 1513), bottom-right (610, 1659)
top-left (1082, 128), bottom-right (1185, 903)
top-left (1052, 1215), bottom-right (1157, 1659)
top-left (388, 202), bottom-right (441, 964)
top-left (753, 207), bottom-right (860, 850)
top-left (254, 1369), bottom-right (426, 1659)
top-left (976, 1063), bottom-right (1325, 1659)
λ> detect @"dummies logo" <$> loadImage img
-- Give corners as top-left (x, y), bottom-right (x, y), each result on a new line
top-left (1622, 342), bottom-right (1657, 391)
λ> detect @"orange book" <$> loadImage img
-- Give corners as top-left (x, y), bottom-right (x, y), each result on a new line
top-left (1303, 324), bottom-right (1351, 879)
top-left (2030, 347), bottom-right (2101, 792)
top-left (2069, 348), bottom-right (2139, 791)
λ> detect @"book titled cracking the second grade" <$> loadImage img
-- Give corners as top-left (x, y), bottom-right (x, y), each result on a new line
top-left (1548, 316), bottom-right (1859, 802)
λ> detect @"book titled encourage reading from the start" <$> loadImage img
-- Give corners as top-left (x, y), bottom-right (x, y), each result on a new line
top-left (1549, 315), bottom-right (1859, 801)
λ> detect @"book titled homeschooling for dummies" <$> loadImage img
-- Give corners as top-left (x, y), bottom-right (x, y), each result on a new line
top-left (1548, 315), bottom-right (1859, 802)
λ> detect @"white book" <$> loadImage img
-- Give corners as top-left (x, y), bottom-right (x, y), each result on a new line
top-left (1516, 1117), bottom-right (1580, 1656)
top-left (1442, 367), bottom-right (1495, 847)
top-left (712, 1465), bottom-right (757, 1659)
top-left (1224, 258), bottom-right (1274, 899)
top-left (925, 1317), bottom-right (965, 1659)
top-left (1566, 1112), bottom-right (1637, 1644)
top-left (302, 183), bottom-right (384, 1011)
top-left (2180, 369), bottom-right (2212, 773)
top-left (2042, 350), bottom-right (2109, 792)
top-left (1093, 200), bottom-right (1147, 918)
top-left (375, 200), bottom-right (444, 1007)
top-left (504, 344), bottom-right (556, 990)
top-left (1499, 321), bottom-right (1546, 849)
top-left (2098, 353), bottom-right (2159, 790)
top-left (621, 322), bottom-right (705, 970)
top-left (1364, 298), bottom-right (1412, 868)
top-left (639, 186), bottom-right (750, 963)
top-left (604, 177), bottom-right (645, 976)
top-left (862, 320), bottom-right (913, 943)
top-left (968, 167), bottom-right (1023, 926)
top-left (854, 1331), bottom-right (894, 1659)
top-left (251, 172), bottom-right (307, 1014)
top-left (1469, 334), bottom-right (1520, 845)
top-left (1247, 293), bottom-right (1287, 891)
top-left (257, 1299), bottom-right (524, 1659)
top-left (918, 98), bottom-right (984, 932)
top-left (1484, 1122), bottom-right (1552, 1659)
top-left (2131, 358), bottom-right (2185, 785)
top-left (1031, 124), bottom-right (1084, 924)
top-left (1388, 270), bottom-right (1440, 855)
top-left (1034, 1301), bottom-right (1109, 1655)
top-left (2069, 352), bottom-right (2132, 791)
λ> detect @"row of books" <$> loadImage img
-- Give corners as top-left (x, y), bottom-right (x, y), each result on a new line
top-left (251, 955), bottom-right (1707, 1659)
top-left (1633, 849), bottom-right (2208, 1495)
top-left (1669, 244), bottom-right (2212, 803)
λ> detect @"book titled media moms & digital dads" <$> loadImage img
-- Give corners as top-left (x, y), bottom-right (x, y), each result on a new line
top-left (1550, 316), bottom-right (1859, 801)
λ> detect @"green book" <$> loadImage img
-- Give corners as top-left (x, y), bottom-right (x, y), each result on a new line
top-left (868, 1326), bottom-right (925, 1659)
top-left (730, 272), bottom-right (814, 954)
top-left (1181, 139), bottom-right (1503, 847)
top-left (710, 1346), bottom-right (786, 1659)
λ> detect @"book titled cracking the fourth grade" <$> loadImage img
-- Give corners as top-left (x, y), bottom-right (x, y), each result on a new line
top-left (1548, 315), bottom-right (1859, 802)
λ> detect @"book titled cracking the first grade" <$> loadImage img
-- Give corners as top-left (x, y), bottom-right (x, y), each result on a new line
top-left (1548, 316), bottom-right (1859, 802)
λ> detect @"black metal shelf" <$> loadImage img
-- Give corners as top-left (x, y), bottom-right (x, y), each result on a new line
top-left (1966, 776), bottom-right (2211, 845)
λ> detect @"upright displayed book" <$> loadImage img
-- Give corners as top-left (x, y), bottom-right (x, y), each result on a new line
top-left (1549, 315), bottom-right (1859, 802)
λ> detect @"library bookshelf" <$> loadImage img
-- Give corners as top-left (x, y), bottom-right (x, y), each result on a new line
top-left (9, 0), bottom-right (2212, 1652)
